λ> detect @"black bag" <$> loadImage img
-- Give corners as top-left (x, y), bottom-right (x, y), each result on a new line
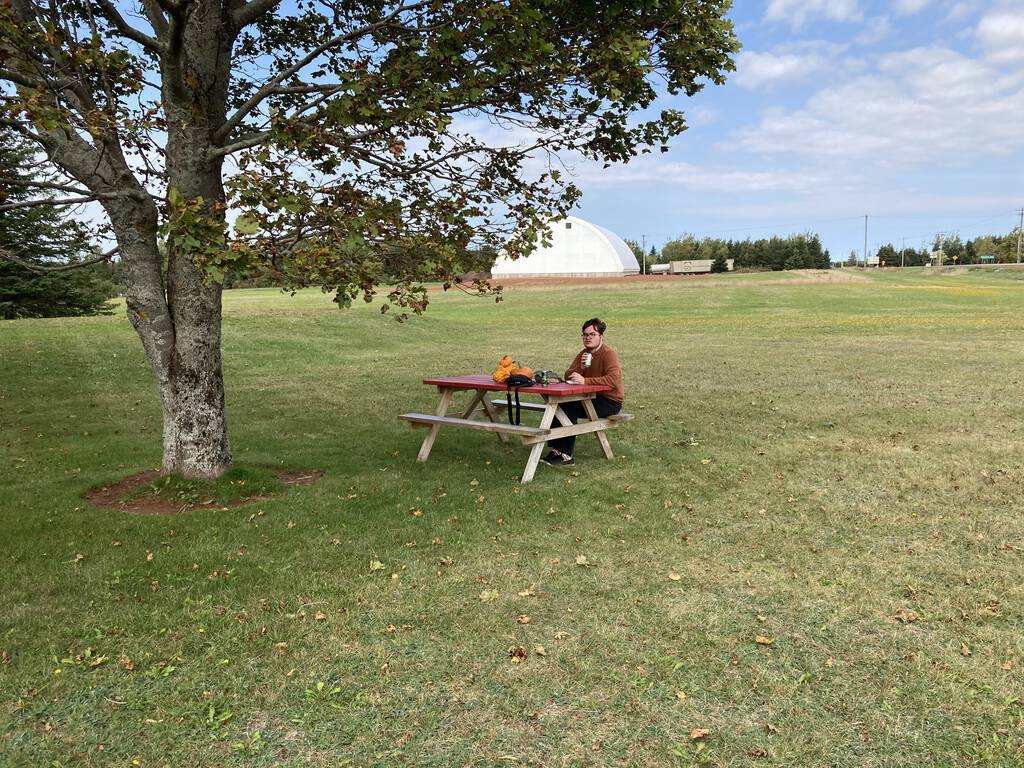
top-left (505, 374), bottom-right (533, 425)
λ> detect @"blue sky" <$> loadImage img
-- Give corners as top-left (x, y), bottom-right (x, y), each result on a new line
top-left (570, 0), bottom-right (1024, 261)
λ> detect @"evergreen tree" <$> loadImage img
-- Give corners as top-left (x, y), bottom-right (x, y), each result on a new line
top-left (0, 130), bottom-right (115, 319)
top-left (710, 248), bottom-right (728, 273)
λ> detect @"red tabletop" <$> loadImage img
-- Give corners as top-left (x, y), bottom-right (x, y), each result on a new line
top-left (423, 374), bottom-right (608, 396)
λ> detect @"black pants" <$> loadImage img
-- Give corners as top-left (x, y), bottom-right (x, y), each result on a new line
top-left (547, 396), bottom-right (622, 457)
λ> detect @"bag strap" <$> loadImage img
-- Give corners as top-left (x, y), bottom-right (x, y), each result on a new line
top-left (506, 381), bottom-right (522, 425)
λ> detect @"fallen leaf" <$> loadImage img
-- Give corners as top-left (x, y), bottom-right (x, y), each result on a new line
top-left (574, 554), bottom-right (591, 567)
top-left (517, 585), bottom-right (536, 597)
top-left (824, 657), bottom-right (834, 668)
top-left (960, 643), bottom-right (971, 657)
top-left (554, 630), bottom-right (571, 640)
top-left (508, 646), bottom-right (527, 663)
top-left (369, 559), bottom-right (385, 571)
top-left (314, 611), bottom-right (327, 622)
top-left (667, 572), bottom-right (682, 582)
top-left (976, 600), bottom-right (1001, 617)
top-left (663, 499), bottom-right (673, 510)
top-left (755, 635), bottom-right (774, 646)
top-left (690, 727), bottom-right (710, 740)
top-left (534, 645), bottom-right (547, 656)
top-left (675, 689), bottom-right (687, 701)
top-left (479, 589), bottom-right (499, 602)
top-left (1001, 660), bottom-right (1013, 670)
top-left (274, 642), bottom-right (288, 656)
top-left (894, 608), bottom-right (918, 624)
top-left (412, 508), bottom-right (423, 517)
top-left (516, 615), bottom-right (531, 624)
top-left (146, 551), bottom-right (154, 562)
top-left (385, 624), bottom-right (397, 633)
top-left (701, 458), bottom-right (712, 465)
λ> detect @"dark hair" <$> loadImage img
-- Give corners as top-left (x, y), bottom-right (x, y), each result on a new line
top-left (582, 318), bottom-right (606, 335)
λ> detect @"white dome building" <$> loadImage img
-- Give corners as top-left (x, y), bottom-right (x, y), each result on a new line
top-left (491, 216), bottom-right (640, 278)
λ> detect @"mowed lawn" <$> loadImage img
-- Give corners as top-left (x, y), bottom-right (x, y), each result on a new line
top-left (2, 268), bottom-right (1023, 767)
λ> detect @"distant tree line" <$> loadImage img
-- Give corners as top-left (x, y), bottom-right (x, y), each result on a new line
top-left (867, 232), bottom-right (1022, 267)
top-left (628, 233), bottom-right (831, 272)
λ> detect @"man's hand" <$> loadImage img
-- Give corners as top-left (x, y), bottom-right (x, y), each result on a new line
top-left (567, 372), bottom-right (585, 384)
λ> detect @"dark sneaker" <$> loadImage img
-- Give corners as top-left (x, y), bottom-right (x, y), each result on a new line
top-left (542, 451), bottom-right (574, 467)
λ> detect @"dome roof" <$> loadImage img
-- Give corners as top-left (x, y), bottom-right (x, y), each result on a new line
top-left (492, 216), bottom-right (639, 277)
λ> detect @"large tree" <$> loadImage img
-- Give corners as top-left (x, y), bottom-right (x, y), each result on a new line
top-left (0, 1), bottom-right (737, 478)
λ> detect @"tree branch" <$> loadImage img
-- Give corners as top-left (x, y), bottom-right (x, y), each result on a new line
top-left (93, 0), bottom-right (165, 55)
top-left (140, 0), bottom-right (169, 38)
top-left (215, 2), bottom-right (429, 145)
top-left (0, 67), bottom-right (74, 91)
top-left (0, 195), bottom-right (100, 211)
top-left (0, 245), bottom-right (119, 274)
top-left (0, 177), bottom-right (92, 196)
top-left (207, 130), bottom-right (272, 158)
top-left (232, 0), bottom-right (282, 29)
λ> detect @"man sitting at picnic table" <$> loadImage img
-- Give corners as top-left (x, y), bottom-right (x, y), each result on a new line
top-left (542, 317), bottom-right (624, 467)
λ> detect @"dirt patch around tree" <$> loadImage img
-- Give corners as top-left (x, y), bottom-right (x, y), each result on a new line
top-left (83, 468), bottom-right (324, 515)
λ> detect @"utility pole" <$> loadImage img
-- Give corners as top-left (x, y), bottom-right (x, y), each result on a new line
top-left (900, 237), bottom-right (906, 269)
top-left (1017, 208), bottom-right (1023, 264)
top-left (641, 234), bottom-right (647, 275)
top-left (937, 232), bottom-right (944, 266)
top-left (860, 215), bottom-right (868, 268)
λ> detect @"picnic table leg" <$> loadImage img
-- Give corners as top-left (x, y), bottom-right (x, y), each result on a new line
top-left (417, 388), bottom-right (453, 462)
top-left (460, 390), bottom-right (485, 418)
top-left (479, 395), bottom-right (510, 443)
top-left (521, 401), bottom-right (558, 483)
top-left (582, 398), bottom-right (615, 459)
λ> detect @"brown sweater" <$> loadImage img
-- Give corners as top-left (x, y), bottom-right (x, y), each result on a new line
top-left (565, 344), bottom-right (624, 404)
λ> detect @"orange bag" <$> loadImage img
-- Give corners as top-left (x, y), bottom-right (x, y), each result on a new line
top-left (511, 366), bottom-right (533, 379)
top-left (492, 355), bottom-right (516, 383)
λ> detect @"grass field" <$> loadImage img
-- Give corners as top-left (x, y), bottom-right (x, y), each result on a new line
top-left (2, 267), bottom-right (1023, 767)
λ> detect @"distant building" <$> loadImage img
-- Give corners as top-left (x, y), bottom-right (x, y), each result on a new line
top-left (667, 259), bottom-right (734, 274)
top-left (491, 216), bottom-right (640, 278)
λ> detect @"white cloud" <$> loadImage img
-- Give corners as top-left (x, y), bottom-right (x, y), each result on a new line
top-left (976, 9), bottom-right (1024, 63)
top-left (854, 15), bottom-right (893, 45)
top-left (684, 105), bottom-right (722, 128)
top-left (892, 0), bottom-right (930, 15)
top-left (944, 1), bottom-right (978, 24)
top-left (728, 39), bottom-right (1024, 166)
top-left (733, 51), bottom-right (830, 89)
top-left (765, 0), bottom-right (861, 28)
top-left (573, 156), bottom-right (832, 195)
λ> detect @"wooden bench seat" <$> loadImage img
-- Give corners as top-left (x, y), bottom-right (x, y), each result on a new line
top-left (491, 399), bottom-right (634, 423)
top-left (399, 412), bottom-right (548, 438)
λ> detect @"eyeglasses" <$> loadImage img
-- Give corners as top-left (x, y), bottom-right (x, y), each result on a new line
top-left (581, 332), bottom-right (600, 338)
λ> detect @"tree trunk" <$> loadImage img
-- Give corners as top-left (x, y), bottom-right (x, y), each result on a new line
top-left (160, 285), bottom-right (231, 480)
top-left (110, 195), bottom-right (232, 480)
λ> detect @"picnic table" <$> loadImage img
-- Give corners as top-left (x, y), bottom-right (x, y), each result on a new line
top-left (399, 374), bottom-right (632, 483)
